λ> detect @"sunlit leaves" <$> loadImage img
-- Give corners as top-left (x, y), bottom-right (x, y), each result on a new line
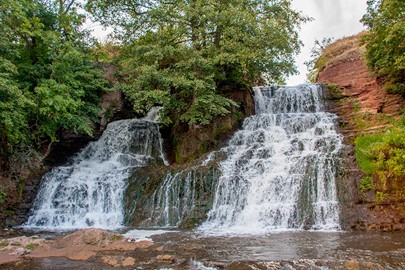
top-left (88, 0), bottom-right (307, 125)
top-left (362, 0), bottom-right (405, 95)
top-left (0, 0), bottom-right (107, 163)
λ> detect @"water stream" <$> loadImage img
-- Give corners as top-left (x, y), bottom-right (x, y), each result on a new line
top-left (24, 111), bottom-right (167, 230)
top-left (11, 84), bottom-right (405, 269)
top-left (200, 84), bottom-right (343, 234)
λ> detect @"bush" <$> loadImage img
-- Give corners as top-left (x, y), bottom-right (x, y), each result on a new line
top-left (361, 0), bottom-right (405, 95)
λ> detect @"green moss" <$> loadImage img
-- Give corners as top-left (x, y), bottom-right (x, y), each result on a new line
top-left (212, 124), bottom-right (232, 140)
top-left (199, 141), bottom-right (212, 154)
top-left (174, 145), bottom-right (186, 164)
top-left (375, 191), bottom-right (387, 203)
top-left (0, 189), bottom-right (6, 204)
top-left (351, 100), bottom-right (362, 112)
top-left (25, 243), bottom-right (38, 250)
top-left (0, 241), bottom-right (8, 248)
top-left (326, 83), bottom-right (342, 99)
top-left (111, 234), bottom-right (123, 241)
top-left (353, 113), bottom-right (394, 130)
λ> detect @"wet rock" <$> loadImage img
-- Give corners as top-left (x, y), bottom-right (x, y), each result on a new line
top-left (101, 256), bottom-right (119, 267)
top-left (11, 248), bottom-right (28, 256)
top-left (344, 260), bottom-right (360, 270)
top-left (122, 257), bottom-right (136, 267)
top-left (157, 254), bottom-right (176, 262)
top-left (124, 159), bottom-right (221, 228)
top-left (0, 229), bottom-right (152, 265)
top-left (170, 86), bottom-right (255, 164)
top-left (101, 256), bottom-right (136, 267)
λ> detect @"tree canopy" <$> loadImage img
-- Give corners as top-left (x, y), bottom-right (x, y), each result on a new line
top-left (0, 0), bottom-right (108, 169)
top-left (87, 0), bottom-right (308, 125)
top-left (362, 0), bottom-right (405, 95)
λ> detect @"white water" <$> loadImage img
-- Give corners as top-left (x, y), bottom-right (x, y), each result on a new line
top-left (123, 229), bottom-right (177, 241)
top-left (24, 116), bottom-right (167, 230)
top-left (148, 172), bottom-right (198, 227)
top-left (199, 84), bottom-right (343, 235)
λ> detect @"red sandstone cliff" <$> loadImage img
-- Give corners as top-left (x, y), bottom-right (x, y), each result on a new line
top-left (317, 33), bottom-right (405, 231)
top-left (318, 33), bottom-right (405, 116)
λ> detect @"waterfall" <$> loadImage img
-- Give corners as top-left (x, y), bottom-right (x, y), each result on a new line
top-left (199, 84), bottom-right (343, 234)
top-left (24, 117), bottom-right (167, 230)
top-left (124, 160), bottom-right (220, 228)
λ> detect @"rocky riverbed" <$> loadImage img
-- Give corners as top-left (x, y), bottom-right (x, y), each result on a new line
top-left (2, 229), bottom-right (405, 269)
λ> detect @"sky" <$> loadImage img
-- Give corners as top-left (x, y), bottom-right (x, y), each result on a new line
top-left (287, 0), bottom-right (368, 85)
top-left (88, 0), bottom-right (368, 86)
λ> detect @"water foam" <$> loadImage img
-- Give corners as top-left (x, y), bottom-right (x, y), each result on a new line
top-left (24, 116), bottom-right (167, 230)
top-left (199, 84), bottom-right (343, 235)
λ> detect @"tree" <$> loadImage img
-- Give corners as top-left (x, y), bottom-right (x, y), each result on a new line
top-left (87, 0), bottom-right (308, 125)
top-left (0, 0), bottom-right (108, 168)
top-left (361, 0), bottom-right (405, 95)
top-left (305, 38), bottom-right (334, 82)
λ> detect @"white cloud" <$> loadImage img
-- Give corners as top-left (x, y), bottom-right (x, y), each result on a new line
top-left (287, 0), bottom-right (367, 85)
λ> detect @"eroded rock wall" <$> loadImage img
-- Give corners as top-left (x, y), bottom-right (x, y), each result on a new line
top-left (318, 33), bottom-right (405, 231)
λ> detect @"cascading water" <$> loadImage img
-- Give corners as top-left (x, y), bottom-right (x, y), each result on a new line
top-left (199, 84), bottom-right (343, 234)
top-left (24, 111), bottom-right (167, 230)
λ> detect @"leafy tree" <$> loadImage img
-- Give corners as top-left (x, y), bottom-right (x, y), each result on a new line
top-left (87, 0), bottom-right (308, 125)
top-left (305, 38), bottom-right (334, 82)
top-left (361, 0), bottom-right (405, 95)
top-left (0, 0), bottom-right (108, 168)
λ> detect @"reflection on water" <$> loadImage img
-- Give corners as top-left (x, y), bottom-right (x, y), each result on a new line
top-left (2, 230), bottom-right (405, 269)
top-left (153, 230), bottom-right (405, 267)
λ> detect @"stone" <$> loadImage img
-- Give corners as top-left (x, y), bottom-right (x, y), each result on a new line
top-left (157, 254), bottom-right (175, 262)
top-left (122, 257), bottom-right (136, 267)
top-left (11, 248), bottom-right (27, 256)
top-left (101, 256), bottom-right (119, 267)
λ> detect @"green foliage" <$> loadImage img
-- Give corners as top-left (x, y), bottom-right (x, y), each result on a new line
top-left (0, 189), bottom-right (7, 205)
top-left (359, 176), bottom-right (375, 194)
top-left (371, 126), bottom-right (405, 180)
top-left (362, 0), bottom-right (405, 95)
top-left (305, 38), bottom-right (334, 82)
top-left (87, 0), bottom-right (308, 125)
top-left (355, 133), bottom-right (383, 175)
top-left (375, 191), bottom-right (387, 203)
top-left (0, 59), bottom-right (32, 153)
top-left (0, 0), bottom-right (108, 168)
top-left (355, 115), bottom-right (405, 196)
top-left (353, 112), bottom-right (394, 130)
top-left (111, 234), bottom-right (123, 241)
top-left (25, 243), bottom-right (39, 250)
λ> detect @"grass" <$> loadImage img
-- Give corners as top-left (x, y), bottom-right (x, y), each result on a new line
top-left (314, 33), bottom-right (365, 73)
top-left (359, 176), bottom-right (375, 194)
top-left (353, 113), bottom-right (395, 130)
top-left (355, 134), bottom-right (383, 174)
top-left (355, 115), bottom-right (405, 201)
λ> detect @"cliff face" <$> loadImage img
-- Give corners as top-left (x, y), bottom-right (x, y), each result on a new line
top-left (317, 33), bottom-right (405, 231)
top-left (317, 33), bottom-right (405, 134)
top-left (168, 87), bottom-right (255, 164)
